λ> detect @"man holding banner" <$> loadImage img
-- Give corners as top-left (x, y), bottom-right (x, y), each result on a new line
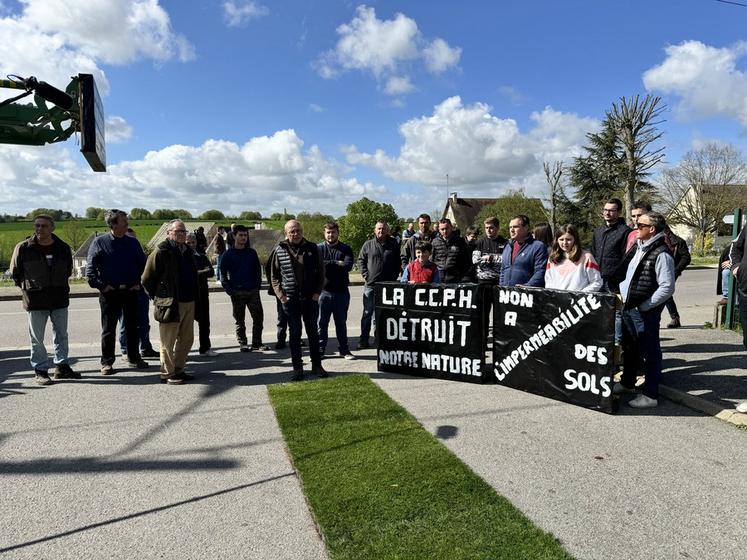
top-left (613, 211), bottom-right (675, 408)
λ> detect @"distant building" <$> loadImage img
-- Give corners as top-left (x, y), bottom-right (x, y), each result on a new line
top-left (442, 192), bottom-right (545, 231)
top-left (72, 231), bottom-right (103, 278)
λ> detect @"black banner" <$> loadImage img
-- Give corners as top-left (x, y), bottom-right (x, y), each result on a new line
top-left (492, 287), bottom-right (616, 413)
top-left (375, 282), bottom-right (485, 383)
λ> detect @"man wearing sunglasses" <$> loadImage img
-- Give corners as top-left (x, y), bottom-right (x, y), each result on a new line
top-left (613, 211), bottom-right (675, 408)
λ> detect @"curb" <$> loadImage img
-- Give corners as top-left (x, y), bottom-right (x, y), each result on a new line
top-left (659, 384), bottom-right (747, 428)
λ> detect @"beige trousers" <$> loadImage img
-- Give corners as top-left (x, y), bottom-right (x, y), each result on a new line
top-left (159, 301), bottom-right (195, 377)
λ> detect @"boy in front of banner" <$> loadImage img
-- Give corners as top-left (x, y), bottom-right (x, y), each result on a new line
top-left (401, 241), bottom-right (441, 284)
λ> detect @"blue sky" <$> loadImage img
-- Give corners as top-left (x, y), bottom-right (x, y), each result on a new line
top-left (2, 0), bottom-right (747, 219)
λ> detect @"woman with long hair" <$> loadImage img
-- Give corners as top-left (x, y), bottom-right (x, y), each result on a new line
top-left (545, 224), bottom-right (602, 292)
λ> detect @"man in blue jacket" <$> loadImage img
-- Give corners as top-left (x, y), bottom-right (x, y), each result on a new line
top-left (499, 215), bottom-right (548, 287)
top-left (317, 221), bottom-right (355, 359)
top-left (220, 225), bottom-right (269, 352)
top-left (86, 209), bottom-right (149, 375)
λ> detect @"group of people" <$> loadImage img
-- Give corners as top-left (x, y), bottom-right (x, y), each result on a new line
top-left (8, 201), bottom-right (746, 413)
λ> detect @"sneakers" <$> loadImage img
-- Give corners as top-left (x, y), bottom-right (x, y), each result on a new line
top-left (101, 364), bottom-right (115, 376)
top-left (612, 382), bottom-right (636, 395)
top-left (629, 394), bottom-right (658, 408)
top-left (252, 344), bottom-right (271, 351)
top-left (141, 348), bottom-right (160, 358)
top-left (736, 401), bottom-right (747, 414)
top-left (312, 363), bottom-right (328, 378)
top-left (290, 367), bottom-right (305, 382)
top-left (275, 340), bottom-right (286, 350)
top-left (667, 317), bottom-right (681, 329)
top-left (341, 352), bottom-right (356, 360)
top-left (128, 359), bottom-right (150, 369)
top-left (162, 371), bottom-right (194, 385)
top-left (34, 369), bottom-right (52, 385)
top-left (53, 363), bottom-right (80, 380)
top-left (200, 349), bottom-right (219, 356)
top-left (239, 344), bottom-right (251, 352)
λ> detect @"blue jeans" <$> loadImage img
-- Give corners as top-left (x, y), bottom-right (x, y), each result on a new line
top-left (216, 253), bottom-right (223, 282)
top-left (119, 290), bottom-right (153, 353)
top-left (621, 307), bottom-right (663, 399)
top-left (722, 268), bottom-right (731, 298)
top-left (360, 285), bottom-right (375, 343)
top-left (318, 290), bottom-right (351, 354)
top-left (28, 308), bottom-right (69, 370)
top-left (283, 298), bottom-right (321, 369)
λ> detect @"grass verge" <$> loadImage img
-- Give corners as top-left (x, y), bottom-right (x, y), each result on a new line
top-left (268, 374), bottom-right (572, 560)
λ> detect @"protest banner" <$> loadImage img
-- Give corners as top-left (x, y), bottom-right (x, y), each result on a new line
top-left (375, 282), bottom-right (486, 383)
top-left (492, 286), bottom-right (616, 413)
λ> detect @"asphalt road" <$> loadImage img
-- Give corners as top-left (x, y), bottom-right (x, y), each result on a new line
top-left (1, 268), bottom-right (745, 559)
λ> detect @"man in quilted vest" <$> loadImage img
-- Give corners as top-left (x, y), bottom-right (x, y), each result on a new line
top-left (270, 220), bottom-right (326, 381)
top-left (613, 211), bottom-right (675, 408)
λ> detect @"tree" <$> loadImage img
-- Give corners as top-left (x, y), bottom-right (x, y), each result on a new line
top-left (474, 189), bottom-right (548, 238)
top-left (660, 142), bottom-right (747, 256)
top-left (172, 209), bottom-right (193, 220)
top-left (152, 209), bottom-right (177, 220)
top-left (239, 210), bottom-right (263, 221)
top-left (129, 207), bottom-right (152, 220)
top-left (296, 211), bottom-right (334, 243)
top-left (26, 208), bottom-right (64, 221)
top-left (338, 197), bottom-right (400, 256)
top-left (608, 94), bottom-right (666, 219)
top-left (61, 219), bottom-right (87, 250)
top-left (543, 161), bottom-right (564, 231)
top-left (200, 209), bottom-right (225, 220)
top-left (85, 207), bottom-right (106, 220)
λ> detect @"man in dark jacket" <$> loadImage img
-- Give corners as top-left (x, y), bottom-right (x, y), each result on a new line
top-left (663, 228), bottom-right (691, 328)
top-left (142, 220), bottom-right (198, 385)
top-left (431, 219), bottom-right (472, 283)
top-left (10, 214), bottom-right (76, 385)
top-left (613, 212), bottom-right (675, 408)
top-left (358, 221), bottom-right (400, 349)
top-left (592, 198), bottom-right (632, 290)
top-left (270, 220), bottom-right (326, 380)
top-left (86, 209), bottom-right (149, 375)
top-left (220, 225), bottom-right (270, 352)
top-left (187, 233), bottom-right (215, 356)
top-left (729, 227), bottom-right (747, 413)
top-left (317, 221), bottom-right (355, 359)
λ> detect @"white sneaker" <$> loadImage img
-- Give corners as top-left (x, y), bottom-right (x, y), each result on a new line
top-left (736, 402), bottom-right (747, 414)
top-left (200, 349), bottom-right (218, 357)
top-left (629, 394), bottom-right (658, 408)
top-left (239, 344), bottom-right (250, 353)
top-left (342, 352), bottom-right (356, 360)
top-left (613, 382), bottom-right (636, 395)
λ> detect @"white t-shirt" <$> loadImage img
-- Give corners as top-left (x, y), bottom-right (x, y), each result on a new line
top-left (545, 251), bottom-right (602, 292)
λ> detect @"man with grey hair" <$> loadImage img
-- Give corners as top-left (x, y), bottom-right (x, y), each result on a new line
top-left (358, 221), bottom-right (400, 349)
top-left (613, 211), bottom-right (675, 408)
top-left (86, 209), bottom-right (149, 375)
top-left (11, 214), bottom-right (75, 385)
top-left (142, 219), bottom-right (198, 384)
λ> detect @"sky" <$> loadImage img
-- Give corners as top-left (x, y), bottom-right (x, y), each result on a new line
top-left (1, 0), bottom-right (747, 220)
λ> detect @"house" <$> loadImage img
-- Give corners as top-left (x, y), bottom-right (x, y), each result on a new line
top-left (146, 222), bottom-right (218, 252)
top-left (72, 231), bottom-right (104, 278)
top-left (442, 192), bottom-right (546, 231)
top-left (667, 184), bottom-right (747, 249)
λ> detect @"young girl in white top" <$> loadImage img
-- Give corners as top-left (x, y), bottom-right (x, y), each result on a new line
top-left (545, 224), bottom-right (603, 292)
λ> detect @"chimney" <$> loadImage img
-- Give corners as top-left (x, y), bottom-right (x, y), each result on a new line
top-left (450, 192), bottom-right (458, 203)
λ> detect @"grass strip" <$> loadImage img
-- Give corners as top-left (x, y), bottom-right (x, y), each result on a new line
top-left (269, 374), bottom-right (572, 560)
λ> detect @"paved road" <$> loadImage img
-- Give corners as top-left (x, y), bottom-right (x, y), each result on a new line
top-left (1, 268), bottom-right (745, 559)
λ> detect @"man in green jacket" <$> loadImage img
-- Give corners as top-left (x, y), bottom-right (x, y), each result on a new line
top-left (10, 214), bottom-right (76, 385)
top-left (142, 220), bottom-right (198, 385)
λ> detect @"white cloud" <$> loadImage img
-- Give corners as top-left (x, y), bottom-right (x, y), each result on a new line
top-left (0, 130), bottom-right (387, 217)
top-left (19, 0), bottom-right (194, 64)
top-left (498, 85), bottom-right (527, 106)
top-left (309, 103), bottom-right (324, 113)
top-left (223, 1), bottom-right (269, 28)
top-left (643, 40), bottom-right (747, 127)
top-left (105, 116), bottom-right (133, 143)
top-left (384, 75), bottom-right (415, 95)
top-left (316, 5), bottom-right (460, 96)
top-left (423, 38), bottom-right (461, 74)
top-left (344, 96), bottom-right (598, 194)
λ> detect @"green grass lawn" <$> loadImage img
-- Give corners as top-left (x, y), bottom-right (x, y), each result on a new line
top-left (269, 375), bottom-right (572, 560)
